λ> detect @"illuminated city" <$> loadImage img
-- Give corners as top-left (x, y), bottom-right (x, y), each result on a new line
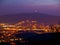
top-left (0, 0), bottom-right (60, 45)
top-left (0, 20), bottom-right (60, 32)
top-left (0, 20), bottom-right (60, 44)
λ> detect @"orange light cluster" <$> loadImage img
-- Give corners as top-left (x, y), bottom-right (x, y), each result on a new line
top-left (0, 20), bottom-right (60, 33)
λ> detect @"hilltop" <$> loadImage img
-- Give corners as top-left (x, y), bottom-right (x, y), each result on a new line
top-left (0, 13), bottom-right (60, 24)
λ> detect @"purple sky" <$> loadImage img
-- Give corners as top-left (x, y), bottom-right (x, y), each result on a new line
top-left (0, 0), bottom-right (60, 16)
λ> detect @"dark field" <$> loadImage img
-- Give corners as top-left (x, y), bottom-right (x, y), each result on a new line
top-left (0, 32), bottom-right (60, 45)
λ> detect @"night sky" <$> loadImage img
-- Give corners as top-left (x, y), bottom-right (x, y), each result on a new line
top-left (0, 0), bottom-right (60, 16)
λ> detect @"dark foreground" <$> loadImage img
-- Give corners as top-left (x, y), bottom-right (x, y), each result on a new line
top-left (0, 32), bottom-right (60, 45)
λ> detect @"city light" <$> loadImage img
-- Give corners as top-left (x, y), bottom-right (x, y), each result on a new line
top-left (0, 20), bottom-right (60, 43)
top-left (0, 20), bottom-right (60, 32)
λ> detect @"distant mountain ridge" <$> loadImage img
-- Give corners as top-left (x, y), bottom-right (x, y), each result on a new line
top-left (0, 13), bottom-right (60, 24)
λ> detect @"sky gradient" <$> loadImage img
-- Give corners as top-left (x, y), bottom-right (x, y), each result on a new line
top-left (0, 0), bottom-right (60, 16)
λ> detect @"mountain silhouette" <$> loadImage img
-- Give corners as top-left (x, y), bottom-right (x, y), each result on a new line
top-left (0, 13), bottom-right (60, 24)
